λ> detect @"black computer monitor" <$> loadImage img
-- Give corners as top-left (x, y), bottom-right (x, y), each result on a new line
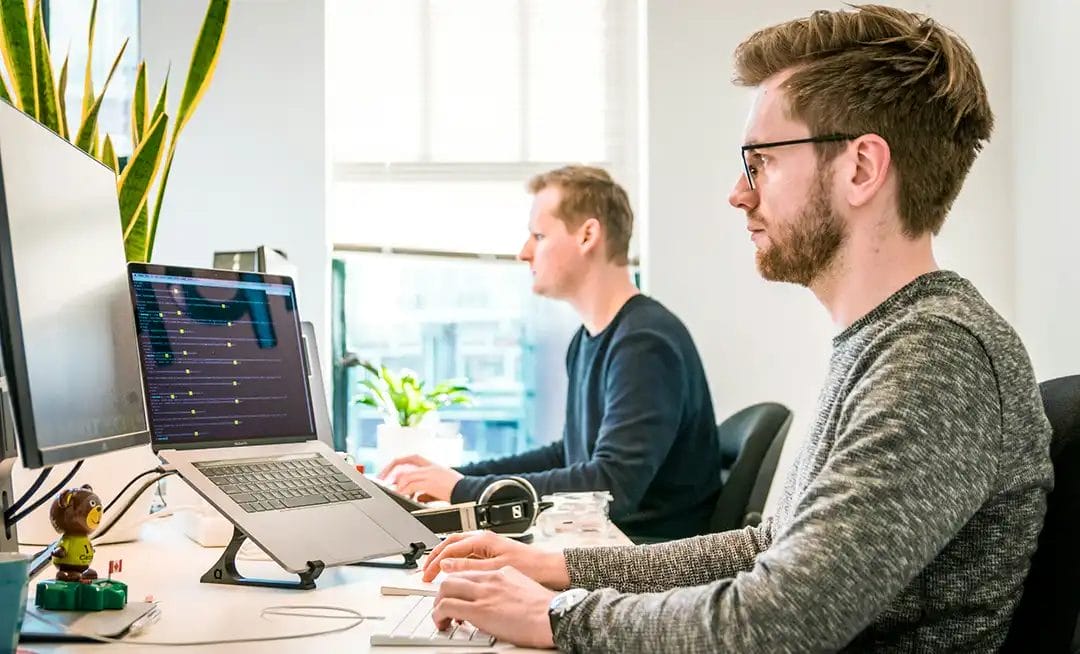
top-left (0, 100), bottom-right (150, 551)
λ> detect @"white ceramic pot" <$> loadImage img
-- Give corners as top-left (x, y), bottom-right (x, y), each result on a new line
top-left (376, 422), bottom-right (464, 468)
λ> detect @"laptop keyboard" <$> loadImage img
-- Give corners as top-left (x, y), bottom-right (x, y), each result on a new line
top-left (369, 595), bottom-right (496, 647)
top-left (194, 454), bottom-right (371, 513)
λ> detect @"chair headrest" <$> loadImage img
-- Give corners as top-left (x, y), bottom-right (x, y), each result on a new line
top-left (1039, 375), bottom-right (1080, 458)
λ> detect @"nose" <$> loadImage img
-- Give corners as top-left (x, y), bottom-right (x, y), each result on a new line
top-left (517, 239), bottom-right (532, 262)
top-left (728, 173), bottom-right (758, 213)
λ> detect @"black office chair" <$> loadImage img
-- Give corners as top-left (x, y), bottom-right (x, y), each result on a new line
top-left (708, 402), bottom-right (792, 533)
top-left (1002, 375), bottom-right (1080, 653)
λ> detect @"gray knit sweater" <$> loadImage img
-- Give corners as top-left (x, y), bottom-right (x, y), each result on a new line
top-left (555, 271), bottom-right (1053, 653)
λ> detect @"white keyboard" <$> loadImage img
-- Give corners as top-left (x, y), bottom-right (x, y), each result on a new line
top-left (370, 595), bottom-right (496, 647)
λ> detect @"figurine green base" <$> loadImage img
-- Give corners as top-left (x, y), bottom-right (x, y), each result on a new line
top-left (35, 579), bottom-right (128, 611)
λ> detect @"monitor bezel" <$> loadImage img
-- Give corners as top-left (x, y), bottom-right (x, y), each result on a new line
top-left (126, 262), bottom-right (317, 453)
top-left (0, 104), bottom-right (150, 469)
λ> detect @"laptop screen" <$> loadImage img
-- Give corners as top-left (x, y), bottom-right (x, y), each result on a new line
top-left (127, 264), bottom-right (316, 450)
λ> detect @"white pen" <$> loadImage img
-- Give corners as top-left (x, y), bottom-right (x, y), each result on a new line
top-left (126, 605), bottom-right (162, 637)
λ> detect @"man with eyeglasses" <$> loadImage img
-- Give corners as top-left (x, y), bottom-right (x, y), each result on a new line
top-left (406, 6), bottom-right (1053, 652)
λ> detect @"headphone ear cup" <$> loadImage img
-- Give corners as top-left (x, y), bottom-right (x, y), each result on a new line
top-left (477, 476), bottom-right (541, 529)
top-left (504, 476), bottom-right (539, 506)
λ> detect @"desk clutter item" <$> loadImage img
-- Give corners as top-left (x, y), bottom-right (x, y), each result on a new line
top-left (378, 475), bottom-right (551, 538)
top-left (20, 601), bottom-right (159, 643)
top-left (538, 491), bottom-right (613, 536)
top-left (34, 579), bottom-right (127, 611)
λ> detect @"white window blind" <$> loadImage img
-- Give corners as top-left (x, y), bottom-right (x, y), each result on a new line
top-left (327, 0), bottom-right (639, 256)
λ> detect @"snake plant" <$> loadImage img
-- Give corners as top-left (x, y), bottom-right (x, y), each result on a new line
top-left (0, 0), bottom-right (230, 262)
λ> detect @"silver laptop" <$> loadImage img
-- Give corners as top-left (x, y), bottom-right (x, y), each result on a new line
top-left (301, 320), bottom-right (335, 450)
top-left (126, 263), bottom-right (439, 573)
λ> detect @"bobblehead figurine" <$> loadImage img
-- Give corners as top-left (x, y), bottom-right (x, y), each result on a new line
top-left (35, 484), bottom-right (128, 611)
top-left (48, 484), bottom-right (103, 582)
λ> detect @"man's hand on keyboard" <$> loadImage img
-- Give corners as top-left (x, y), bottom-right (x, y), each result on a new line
top-left (379, 454), bottom-right (463, 501)
top-left (433, 566), bottom-right (557, 649)
top-left (422, 530), bottom-right (571, 589)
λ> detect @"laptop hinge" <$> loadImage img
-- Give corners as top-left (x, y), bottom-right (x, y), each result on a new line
top-left (200, 524), bottom-right (324, 590)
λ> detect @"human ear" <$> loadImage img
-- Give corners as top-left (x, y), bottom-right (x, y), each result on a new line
top-left (846, 134), bottom-right (891, 208)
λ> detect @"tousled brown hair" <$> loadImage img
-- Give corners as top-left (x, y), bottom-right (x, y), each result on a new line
top-left (527, 166), bottom-right (633, 265)
top-left (734, 4), bottom-right (994, 236)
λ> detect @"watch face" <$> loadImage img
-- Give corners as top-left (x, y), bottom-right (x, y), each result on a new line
top-left (552, 588), bottom-right (590, 614)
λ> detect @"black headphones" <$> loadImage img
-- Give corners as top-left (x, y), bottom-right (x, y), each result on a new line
top-left (402, 475), bottom-right (551, 541)
top-left (476, 475), bottom-right (545, 537)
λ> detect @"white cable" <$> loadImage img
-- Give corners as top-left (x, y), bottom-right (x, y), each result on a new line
top-left (24, 604), bottom-right (383, 647)
top-left (237, 538), bottom-right (274, 561)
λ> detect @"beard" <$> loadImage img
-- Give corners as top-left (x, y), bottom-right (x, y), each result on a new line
top-left (755, 171), bottom-right (846, 287)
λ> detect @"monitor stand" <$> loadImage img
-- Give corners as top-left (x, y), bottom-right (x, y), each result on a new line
top-left (1, 456), bottom-right (17, 554)
top-left (1, 382), bottom-right (20, 553)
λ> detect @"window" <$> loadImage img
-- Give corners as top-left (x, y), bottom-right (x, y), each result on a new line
top-left (47, 0), bottom-right (140, 157)
top-left (327, 0), bottom-right (640, 468)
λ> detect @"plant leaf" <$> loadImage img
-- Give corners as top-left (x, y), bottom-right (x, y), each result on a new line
top-left (30, 0), bottom-right (62, 134)
top-left (100, 133), bottom-right (117, 172)
top-left (175, 0), bottom-right (229, 137)
top-left (74, 38), bottom-right (127, 155)
top-left (380, 366), bottom-right (404, 397)
top-left (0, 0), bottom-right (36, 115)
top-left (124, 71), bottom-right (172, 260)
top-left (356, 359), bottom-right (381, 378)
top-left (118, 111), bottom-right (167, 260)
top-left (81, 0), bottom-right (97, 124)
top-left (131, 61), bottom-right (146, 149)
top-left (148, 66), bottom-right (169, 128)
top-left (55, 50), bottom-right (69, 139)
top-left (353, 396), bottom-right (379, 409)
top-left (356, 377), bottom-right (397, 422)
top-left (0, 56), bottom-right (11, 104)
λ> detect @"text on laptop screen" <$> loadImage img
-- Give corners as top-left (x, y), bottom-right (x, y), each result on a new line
top-left (129, 269), bottom-right (315, 447)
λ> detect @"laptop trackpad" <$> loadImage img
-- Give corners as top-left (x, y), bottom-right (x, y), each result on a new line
top-left (290, 504), bottom-right (404, 563)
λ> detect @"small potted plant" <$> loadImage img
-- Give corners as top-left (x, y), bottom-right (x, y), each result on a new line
top-left (352, 361), bottom-right (473, 466)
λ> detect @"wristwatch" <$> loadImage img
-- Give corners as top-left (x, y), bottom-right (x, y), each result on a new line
top-left (548, 587), bottom-right (590, 637)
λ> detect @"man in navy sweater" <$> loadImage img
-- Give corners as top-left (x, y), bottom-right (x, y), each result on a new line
top-left (380, 166), bottom-right (722, 540)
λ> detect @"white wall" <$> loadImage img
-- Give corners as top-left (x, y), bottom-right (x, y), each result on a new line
top-left (139, 0), bottom-right (329, 353)
top-left (1013, 1), bottom-right (1080, 382)
top-left (643, 0), bottom-right (1015, 512)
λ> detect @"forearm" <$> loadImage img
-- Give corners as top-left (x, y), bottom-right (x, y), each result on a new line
top-left (454, 440), bottom-right (564, 477)
top-left (563, 521), bottom-right (773, 593)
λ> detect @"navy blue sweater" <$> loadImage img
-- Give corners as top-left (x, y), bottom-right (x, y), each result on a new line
top-left (451, 295), bottom-right (722, 540)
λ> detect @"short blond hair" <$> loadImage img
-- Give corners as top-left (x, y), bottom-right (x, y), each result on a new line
top-left (734, 4), bottom-right (994, 236)
top-left (527, 166), bottom-right (633, 265)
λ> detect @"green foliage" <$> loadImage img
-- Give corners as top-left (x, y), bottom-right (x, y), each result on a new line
top-left (0, 0), bottom-right (230, 263)
top-left (352, 361), bottom-right (473, 428)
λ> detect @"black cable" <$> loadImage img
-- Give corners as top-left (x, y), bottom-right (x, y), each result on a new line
top-left (26, 469), bottom-right (178, 580)
top-left (7, 460), bottom-right (84, 525)
top-left (3, 465), bottom-right (53, 521)
top-left (92, 470), bottom-right (177, 542)
top-left (104, 467), bottom-right (166, 513)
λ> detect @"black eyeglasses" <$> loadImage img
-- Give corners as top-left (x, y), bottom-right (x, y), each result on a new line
top-left (740, 134), bottom-right (856, 190)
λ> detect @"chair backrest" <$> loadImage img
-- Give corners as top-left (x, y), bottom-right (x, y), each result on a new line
top-left (1002, 375), bottom-right (1080, 653)
top-left (708, 402), bottom-right (792, 534)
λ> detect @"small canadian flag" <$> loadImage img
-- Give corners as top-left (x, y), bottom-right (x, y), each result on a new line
top-left (108, 559), bottom-right (123, 578)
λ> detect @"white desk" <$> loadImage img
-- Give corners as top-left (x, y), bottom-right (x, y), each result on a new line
top-left (20, 517), bottom-right (630, 653)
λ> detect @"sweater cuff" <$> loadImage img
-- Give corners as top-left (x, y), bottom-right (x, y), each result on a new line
top-left (553, 588), bottom-right (612, 653)
top-left (449, 475), bottom-right (486, 504)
